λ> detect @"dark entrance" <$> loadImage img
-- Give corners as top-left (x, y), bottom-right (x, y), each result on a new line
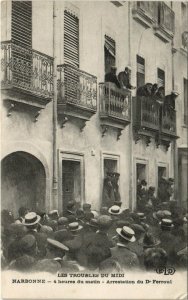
top-left (1, 151), bottom-right (46, 217)
top-left (104, 159), bottom-right (117, 176)
top-left (158, 166), bottom-right (167, 183)
top-left (62, 160), bottom-right (81, 212)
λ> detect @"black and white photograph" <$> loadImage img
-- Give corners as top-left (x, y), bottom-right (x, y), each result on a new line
top-left (1, 1), bottom-right (188, 299)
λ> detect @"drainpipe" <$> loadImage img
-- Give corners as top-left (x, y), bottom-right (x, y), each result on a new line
top-left (52, 1), bottom-right (58, 209)
top-left (128, 2), bottom-right (134, 211)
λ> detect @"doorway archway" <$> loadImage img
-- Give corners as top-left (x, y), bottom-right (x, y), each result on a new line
top-left (1, 151), bottom-right (46, 218)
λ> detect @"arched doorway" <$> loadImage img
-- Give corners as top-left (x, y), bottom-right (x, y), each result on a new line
top-left (1, 151), bottom-right (46, 218)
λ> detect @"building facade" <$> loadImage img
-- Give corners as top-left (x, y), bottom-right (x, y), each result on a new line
top-left (1, 1), bottom-right (188, 217)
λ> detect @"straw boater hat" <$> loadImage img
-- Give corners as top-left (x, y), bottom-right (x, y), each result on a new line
top-left (68, 222), bottom-right (83, 231)
top-left (108, 205), bottom-right (122, 215)
top-left (116, 226), bottom-right (136, 242)
top-left (48, 210), bottom-right (59, 219)
top-left (137, 212), bottom-right (146, 221)
top-left (153, 210), bottom-right (165, 220)
top-left (47, 238), bottom-right (69, 252)
top-left (159, 218), bottom-right (174, 229)
top-left (22, 212), bottom-right (41, 226)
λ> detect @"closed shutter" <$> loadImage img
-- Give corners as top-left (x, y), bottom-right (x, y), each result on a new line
top-left (12, 1), bottom-right (32, 49)
top-left (11, 1), bottom-right (32, 87)
top-left (64, 10), bottom-right (79, 67)
top-left (137, 55), bottom-right (145, 88)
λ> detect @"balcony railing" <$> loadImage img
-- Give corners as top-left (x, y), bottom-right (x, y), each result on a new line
top-left (57, 64), bottom-right (97, 111)
top-left (158, 2), bottom-right (175, 34)
top-left (99, 82), bottom-right (131, 122)
top-left (136, 96), bottom-right (160, 131)
top-left (161, 107), bottom-right (176, 136)
top-left (1, 41), bottom-right (54, 100)
top-left (136, 1), bottom-right (158, 21)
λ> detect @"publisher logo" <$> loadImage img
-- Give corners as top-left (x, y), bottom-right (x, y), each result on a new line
top-left (156, 266), bottom-right (176, 275)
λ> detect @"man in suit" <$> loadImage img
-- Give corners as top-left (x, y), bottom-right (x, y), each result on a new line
top-left (118, 67), bottom-right (135, 90)
top-left (111, 226), bottom-right (140, 270)
top-left (105, 66), bottom-right (121, 88)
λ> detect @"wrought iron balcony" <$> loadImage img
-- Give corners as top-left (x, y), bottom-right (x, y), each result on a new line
top-left (132, 1), bottom-right (158, 28)
top-left (161, 107), bottom-right (176, 136)
top-left (57, 64), bottom-right (97, 124)
top-left (1, 41), bottom-right (53, 106)
top-left (153, 2), bottom-right (175, 43)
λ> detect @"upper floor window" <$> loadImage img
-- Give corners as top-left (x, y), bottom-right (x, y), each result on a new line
top-left (184, 78), bottom-right (188, 125)
top-left (104, 35), bottom-right (116, 75)
top-left (64, 10), bottom-right (79, 67)
top-left (157, 68), bottom-right (165, 91)
top-left (136, 55), bottom-right (145, 88)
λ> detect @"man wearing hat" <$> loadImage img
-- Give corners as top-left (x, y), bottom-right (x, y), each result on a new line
top-left (111, 226), bottom-right (139, 270)
top-left (105, 66), bottom-right (121, 88)
top-left (64, 201), bottom-right (77, 217)
top-left (48, 210), bottom-right (59, 221)
top-left (15, 206), bottom-right (29, 224)
top-left (112, 172), bottom-right (121, 204)
top-left (118, 66), bottom-right (135, 90)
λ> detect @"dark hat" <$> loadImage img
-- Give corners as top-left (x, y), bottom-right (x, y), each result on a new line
top-left (47, 238), bottom-right (69, 252)
top-left (148, 186), bottom-right (155, 191)
top-left (8, 223), bottom-right (27, 237)
top-left (116, 220), bottom-right (130, 228)
top-left (57, 217), bottom-right (68, 225)
top-left (9, 255), bottom-right (35, 272)
top-left (83, 203), bottom-right (91, 211)
top-left (67, 215), bottom-right (77, 223)
top-left (66, 201), bottom-right (76, 210)
top-left (53, 229), bottom-right (70, 243)
top-left (76, 209), bottom-right (85, 218)
top-left (47, 220), bottom-right (58, 231)
top-left (116, 226), bottom-right (136, 242)
top-left (23, 212), bottom-right (41, 226)
top-left (19, 234), bottom-right (36, 251)
top-left (68, 222), bottom-right (83, 231)
top-left (40, 225), bottom-right (53, 235)
top-left (160, 218), bottom-right (174, 229)
top-left (33, 259), bottom-right (61, 273)
top-left (143, 233), bottom-right (160, 248)
top-left (131, 223), bottom-right (145, 234)
top-left (113, 172), bottom-right (120, 177)
top-left (84, 212), bottom-right (94, 221)
top-left (65, 238), bottom-right (82, 253)
top-left (100, 207), bottom-right (109, 215)
top-left (168, 178), bottom-right (174, 183)
top-left (97, 215), bottom-right (112, 228)
top-left (108, 205), bottom-right (122, 215)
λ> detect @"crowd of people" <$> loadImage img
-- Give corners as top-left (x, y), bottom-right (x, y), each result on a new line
top-left (1, 192), bottom-right (187, 274)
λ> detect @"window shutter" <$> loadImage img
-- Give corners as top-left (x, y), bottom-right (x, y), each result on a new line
top-left (11, 1), bottom-right (32, 86)
top-left (137, 55), bottom-right (145, 88)
top-left (104, 35), bottom-right (116, 74)
top-left (11, 1), bottom-right (32, 49)
top-left (64, 10), bottom-right (79, 67)
top-left (157, 68), bottom-right (165, 88)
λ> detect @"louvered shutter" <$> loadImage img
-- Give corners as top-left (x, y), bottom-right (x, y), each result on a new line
top-left (157, 68), bottom-right (165, 88)
top-left (64, 10), bottom-right (79, 67)
top-left (104, 35), bottom-right (116, 74)
top-left (137, 55), bottom-right (145, 88)
top-left (11, 1), bottom-right (32, 87)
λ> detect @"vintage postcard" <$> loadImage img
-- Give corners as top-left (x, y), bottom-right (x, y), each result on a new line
top-left (1, 0), bottom-right (188, 299)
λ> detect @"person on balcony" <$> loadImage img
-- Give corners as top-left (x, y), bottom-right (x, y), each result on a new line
top-left (118, 67), bottom-right (136, 90)
top-left (105, 66), bottom-right (121, 89)
top-left (136, 83), bottom-right (153, 97)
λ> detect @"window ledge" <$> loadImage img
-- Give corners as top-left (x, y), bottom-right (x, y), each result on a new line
top-left (153, 25), bottom-right (174, 43)
top-left (132, 8), bottom-right (156, 28)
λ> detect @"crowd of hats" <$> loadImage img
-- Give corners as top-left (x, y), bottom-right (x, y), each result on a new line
top-left (1, 199), bottom-right (187, 274)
